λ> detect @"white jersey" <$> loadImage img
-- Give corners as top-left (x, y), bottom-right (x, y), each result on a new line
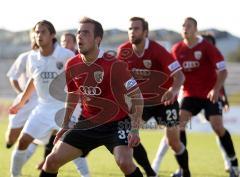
top-left (7, 50), bottom-right (38, 128)
top-left (7, 51), bottom-right (31, 90)
top-left (27, 44), bottom-right (74, 104)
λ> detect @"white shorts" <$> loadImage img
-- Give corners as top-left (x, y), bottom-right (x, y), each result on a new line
top-left (22, 102), bottom-right (82, 145)
top-left (8, 93), bottom-right (38, 129)
top-left (22, 103), bottom-right (62, 145)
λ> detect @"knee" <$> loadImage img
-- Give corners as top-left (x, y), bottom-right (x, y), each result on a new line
top-left (212, 125), bottom-right (225, 136)
top-left (18, 137), bottom-right (31, 150)
top-left (43, 154), bottom-right (61, 171)
top-left (116, 157), bottom-right (134, 173)
top-left (168, 139), bottom-right (181, 152)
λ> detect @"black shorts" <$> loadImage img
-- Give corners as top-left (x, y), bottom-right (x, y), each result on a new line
top-left (180, 97), bottom-right (223, 120)
top-left (142, 101), bottom-right (179, 127)
top-left (61, 116), bottom-right (131, 157)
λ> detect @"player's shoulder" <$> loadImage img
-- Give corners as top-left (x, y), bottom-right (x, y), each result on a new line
top-left (149, 40), bottom-right (167, 51)
top-left (173, 41), bottom-right (184, 48)
top-left (54, 44), bottom-right (75, 59)
top-left (171, 41), bottom-right (185, 52)
top-left (66, 54), bottom-right (81, 67)
top-left (118, 41), bottom-right (132, 50)
top-left (17, 51), bottom-right (32, 59)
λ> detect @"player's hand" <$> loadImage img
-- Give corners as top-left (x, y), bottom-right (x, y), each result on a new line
top-left (53, 128), bottom-right (68, 145)
top-left (161, 89), bottom-right (176, 106)
top-left (207, 89), bottom-right (219, 103)
top-left (9, 102), bottom-right (24, 114)
top-left (128, 129), bottom-right (140, 148)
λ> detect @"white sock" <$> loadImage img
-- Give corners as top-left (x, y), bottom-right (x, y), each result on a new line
top-left (73, 157), bottom-right (90, 177)
top-left (25, 143), bottom-right (37, 161)
top-left (216, 136), bottom-right (231, 170)
top-left (152, 136), bottom-right (169, 173)
top-left (10, 149), bottom-right (27, 176)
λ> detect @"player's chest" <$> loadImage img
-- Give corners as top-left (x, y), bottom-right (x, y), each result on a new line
top-left (73, 67), bottom-right (110, 96)
top-left (34, 59), bottom-right (65, 82)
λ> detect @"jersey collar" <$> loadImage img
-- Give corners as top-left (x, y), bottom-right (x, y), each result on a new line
top-left (36, 43), bottom-right (61, 60)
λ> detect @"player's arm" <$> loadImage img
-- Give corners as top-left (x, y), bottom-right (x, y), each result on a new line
top-left (126, 87), bottom-right (143, 147)
top-left (61, 91), bottom-right (80, 129)
top-left (9, 78), bottom-right (35, 114)
top-left (54, 60), bottom-right (80, 144)
top-left (9, 79), bottom-right (22, 94)
top-left (207, 69), bottom-right (227, 103)
top-left (161, 70), bottom-right (185, 106)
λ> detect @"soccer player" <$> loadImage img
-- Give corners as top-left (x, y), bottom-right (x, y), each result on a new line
top-left (117, 17), bottom-right (190, 177)
top-left (151, 33), bottom-right (232, 174)
top-left (60, 32), bottom-right (78, 55)
top-left (9, 20), bottom-right (90, 177)
top-left (39, 17), bottom-right (144, 177)
top-left (5, 29), bottom-right (38, 149)
top-left (171, 17), bottom-right (239, 177)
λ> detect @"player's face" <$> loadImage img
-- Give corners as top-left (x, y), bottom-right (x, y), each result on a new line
top-left (76, 23), bottom-right (98, 55)
top-left (128, 20), bottom-right (146, 45)
top-left (61, 35), bottom-right (76, 52)
top-left (34, 24), bottom-right (55, 48)
top-left (181, 19), bottom-right (197, 40)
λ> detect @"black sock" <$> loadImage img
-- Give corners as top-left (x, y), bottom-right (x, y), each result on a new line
top-left (44, 135), bottom-right (56, 158)
top-left (125, 167), bottom-right (143, 177)
top-left (180, 130), bottom-right (187, 147)
top-left (39, 170), bottom-right (57, 177)
top-left (133, 143), bottom-right (156, 176)
top-left (219, 129), bottom-right (238, 166)
top-left (175, 148), bottom-right (190, 177)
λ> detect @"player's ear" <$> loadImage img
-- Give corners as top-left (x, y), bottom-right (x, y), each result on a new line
top-left (95, 36), bottom-right (102, 47)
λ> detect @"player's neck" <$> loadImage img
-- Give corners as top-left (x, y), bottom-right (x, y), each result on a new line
top-left (132, 39), bottom-right (145, 57)
top-left (184, 36), bottom-right (198, 48)
top-left (82, 48), bottom-right (99, 65)
top-left (40, 43), bottom-right (54, 57)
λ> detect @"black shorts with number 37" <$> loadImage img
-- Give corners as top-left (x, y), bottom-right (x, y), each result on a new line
top-left (61, 116), bottom-right (131, 157)
top-left (142, 101), bottom-right (179, 127)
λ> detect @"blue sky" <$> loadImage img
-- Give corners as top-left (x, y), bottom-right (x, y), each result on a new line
top-left (1, 0), bottom-right (240, 37)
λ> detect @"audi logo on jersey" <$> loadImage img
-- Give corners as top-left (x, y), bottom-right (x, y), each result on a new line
top-left (40, 72), bottom-right (58, 79)
top-left (79, 86), bottom-right (102, 96)
top-left (182, 61), bottom-right (200, 71)
top-left (132, 68), bottom-right (151, 77)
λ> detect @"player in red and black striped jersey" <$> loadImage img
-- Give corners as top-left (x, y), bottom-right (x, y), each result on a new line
top-left (171, 17), bottom-right (239, 177)
top-left (39, 17), bottom-right (144, 177)
top-left (118, 17), bottom-right (190, 177)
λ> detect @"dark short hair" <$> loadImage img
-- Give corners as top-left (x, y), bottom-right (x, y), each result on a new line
top-left (185, 17), bottom-right (198, 27)
top-left (33, 20), bottom-right (57, 44)
top-left (129, 17), bottom-right (149, 32)
top-left (62, 32), bottom-right (76, 43)
top-left (79, 17), bottom-right (104, 39)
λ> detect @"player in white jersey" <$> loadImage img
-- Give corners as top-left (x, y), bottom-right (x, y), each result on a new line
top-left (6, 51), bottom-right (38, 148)
top-left (5, 29), bottom-right (39, 149)
top-left (9, 20), bottom-right (90, 177)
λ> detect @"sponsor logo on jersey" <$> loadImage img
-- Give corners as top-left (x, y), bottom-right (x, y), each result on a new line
top-left (182, 61), bottom-right (200, 71)
top-left (194, 51), bottom-right (202, 60)
top-left (132, 68), bottom-right (151, 78)
top-left (168, 61), bottom-right (181, 72)
top-left (79, 86), bottom-right (102, 95)
top-left (124, 77), bottom-right (137, 91)
top-left (143, 59), bottom-right (152, 69)
top-left (94, 71), bottom-right (104, 83)
top-left (56, 61), bottom-right (64, 70)
top-left (40, 72), bottom-right (58, 79)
